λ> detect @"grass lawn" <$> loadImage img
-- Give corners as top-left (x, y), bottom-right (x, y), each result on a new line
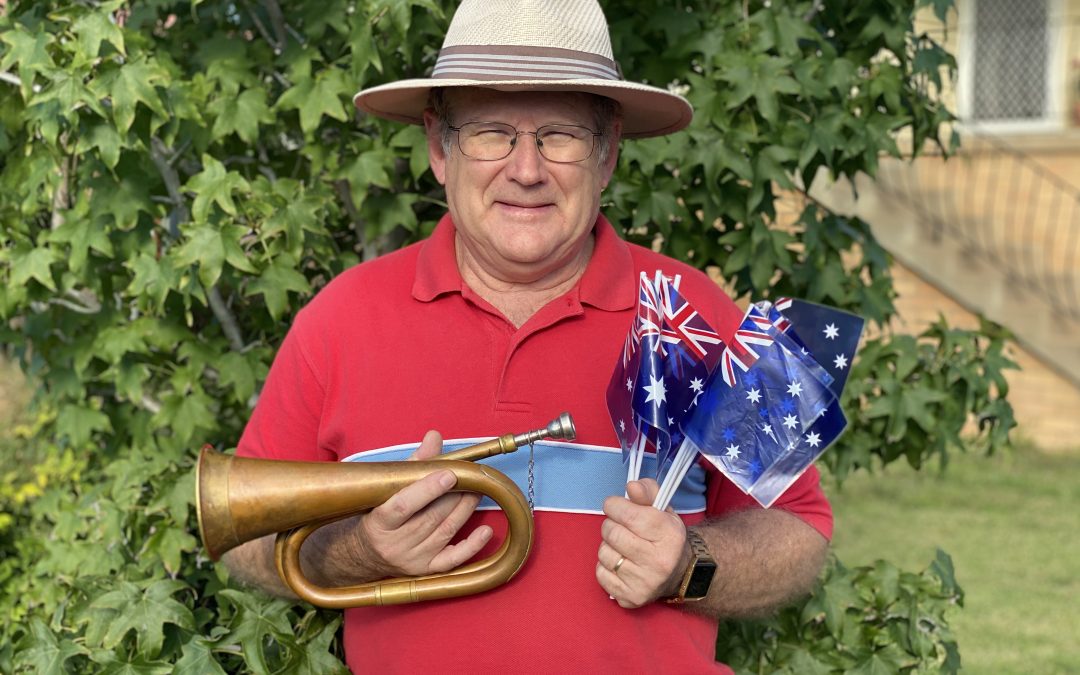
top-left (826, 446), bottom-right (1080, 674)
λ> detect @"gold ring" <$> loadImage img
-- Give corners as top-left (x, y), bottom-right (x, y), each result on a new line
top-left (613, 556), bottom-right (626, 574)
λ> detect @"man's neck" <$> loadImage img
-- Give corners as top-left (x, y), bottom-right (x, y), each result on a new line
top-left (456, 234), bottom-right (594, 328)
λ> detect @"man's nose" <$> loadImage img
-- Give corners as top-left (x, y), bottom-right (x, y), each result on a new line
top-left (504, 132), bottom-right (546, 184)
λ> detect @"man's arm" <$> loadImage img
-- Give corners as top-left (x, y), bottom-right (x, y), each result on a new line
top-left (596, 479), bottom-right (828, 617)
top-left (221, 431), bottom-right (493, 599)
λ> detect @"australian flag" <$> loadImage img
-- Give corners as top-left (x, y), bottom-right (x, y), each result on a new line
top-left (682, 300), bottom-right (862, 507)
top-left (606, 272), bottom-right (724, 470)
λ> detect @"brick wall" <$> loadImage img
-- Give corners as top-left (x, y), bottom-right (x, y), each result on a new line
top-left (889, 261), bottom-right (1080, 454)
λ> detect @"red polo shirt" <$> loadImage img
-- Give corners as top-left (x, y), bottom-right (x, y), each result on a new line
top-left (238, 214), bottom-right (832, 673)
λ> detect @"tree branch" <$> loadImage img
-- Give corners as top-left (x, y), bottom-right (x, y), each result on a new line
top-left (207, 285), bottom-right (245, 352)
top-left (262, 0), bottom-right (289, 53)
top-left (151, 137), bottom-right (246, 351)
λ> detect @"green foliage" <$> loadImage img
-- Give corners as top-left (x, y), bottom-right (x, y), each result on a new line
top-left (0, 0), bottom-right (1009, 671)
top-left (717, 550), bottom-right (964, 674)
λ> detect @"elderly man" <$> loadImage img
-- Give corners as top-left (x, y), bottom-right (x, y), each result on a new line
top-left (225, 1), bottom-right (831, 672)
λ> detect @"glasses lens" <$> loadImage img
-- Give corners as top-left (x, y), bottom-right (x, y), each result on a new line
top-left (536, 125), bottom-right (595, 163)
top-left (454, 122), bottom-right (597, 162)
top-left (457, 122), bottom-right (516, 160)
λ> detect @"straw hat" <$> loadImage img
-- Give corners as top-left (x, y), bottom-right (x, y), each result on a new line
top-left (353, 0), bottom-right (693, 138)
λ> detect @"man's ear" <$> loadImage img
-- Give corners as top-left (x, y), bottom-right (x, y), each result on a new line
top-left (599, 118), bottom-right (622, 189)
top-left (423, 109), bottom-right (448, 185)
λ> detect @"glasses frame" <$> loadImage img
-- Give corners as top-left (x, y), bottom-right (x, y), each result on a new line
top-left (447, 121), bottom-right (603, 164)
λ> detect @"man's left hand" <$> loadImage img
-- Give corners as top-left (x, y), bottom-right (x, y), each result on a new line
top-left (596, 479), bottom-right (691, 608)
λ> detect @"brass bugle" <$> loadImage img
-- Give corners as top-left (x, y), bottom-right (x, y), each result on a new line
top-left (196, 413), bottom-right (575, 608)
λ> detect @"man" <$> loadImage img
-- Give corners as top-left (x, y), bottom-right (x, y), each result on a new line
top-left (225, 1), bottom-right (832, 672)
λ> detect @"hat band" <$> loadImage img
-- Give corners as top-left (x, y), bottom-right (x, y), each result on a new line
top-left (433, 44), bottom-right (619, 81)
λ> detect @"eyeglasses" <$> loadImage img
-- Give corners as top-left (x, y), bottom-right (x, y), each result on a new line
top-left (448, 121), bottom-right (602, 163)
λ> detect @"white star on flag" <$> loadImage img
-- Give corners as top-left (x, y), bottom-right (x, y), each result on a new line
top-left (619, 419), bottom-right (626, 433)
top-left (667, 416), bottom-right (675, 425)
top-left (746, 387), bottom-right (762, 404)
top-left (689, 377), bottom-right (704, 393)
top-left (787, 380), bottom-right (803, 397)
top-left (643, 374), bottom-right (667, 407)
top-left (823, 323), bottom-right (839, 340)
top-left (724, 444), bottom-right (741, 459)
top-left (761, 423), bottom-right (775, 438)
top-left (783, 414), bottom-right (798, 429)
top-left (625, 377), bottom-right (633, 391)
top-left (833, 353), bottom-right (848, 369)
top-left (805, 431), bottom-right (821, 447)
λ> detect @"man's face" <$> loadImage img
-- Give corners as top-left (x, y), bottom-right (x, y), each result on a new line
top-left (425, 89), bottom-right (620, 281)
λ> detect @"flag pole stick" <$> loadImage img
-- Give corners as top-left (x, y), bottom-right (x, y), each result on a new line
top-left (653, 437), bottom-right (698, 511)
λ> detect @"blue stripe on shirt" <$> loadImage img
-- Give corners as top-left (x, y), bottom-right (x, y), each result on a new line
top-left (342, 440), bottom-right (706, 515)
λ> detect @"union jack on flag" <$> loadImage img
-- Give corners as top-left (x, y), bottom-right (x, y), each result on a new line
top-left (606, 271), bottom-right (725, 471)
top-left (681, 301), bottom-right (864, 507)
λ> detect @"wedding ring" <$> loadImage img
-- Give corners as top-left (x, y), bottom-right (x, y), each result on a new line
top-left (613, 556), bottom-right (626, 574)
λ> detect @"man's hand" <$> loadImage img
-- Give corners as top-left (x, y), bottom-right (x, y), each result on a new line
top-left (353, 430), bottom-right (493, 578)
top-left (595, 479), bottom-right (691, 608)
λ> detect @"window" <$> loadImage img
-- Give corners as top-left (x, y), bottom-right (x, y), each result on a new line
top-left (958, 0), bottom-right (1064, 131)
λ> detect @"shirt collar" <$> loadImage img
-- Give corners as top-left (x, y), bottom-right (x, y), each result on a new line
top-left (412, 212), bottom-right (635, 312)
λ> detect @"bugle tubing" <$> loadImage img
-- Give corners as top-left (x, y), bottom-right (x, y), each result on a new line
top-left (196, 413), bottom-right (575, 608)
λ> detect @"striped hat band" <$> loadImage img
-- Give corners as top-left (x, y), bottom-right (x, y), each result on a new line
top-left (433, 45), bottom-right (620, 82)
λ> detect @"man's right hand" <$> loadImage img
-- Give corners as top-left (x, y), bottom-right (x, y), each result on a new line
top-left (353, 430), bottom-right (493, 578)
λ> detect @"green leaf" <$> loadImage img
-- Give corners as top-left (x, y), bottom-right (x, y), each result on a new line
top-left (174, 636), bottom-right (228, 675)
top-left (184, 155), bottom-right (251, 223)
top-left (73, 10), bottom-right (126, 59)
top-left (14, 617), bottom-right (88, 675)
top-left (290, 617), bottom-right (348, 675)
top-left (210, 87), bottom-right (274, 143)
top-left (9, 245), bottom-right (58, 291)
top-left (108, 57), bottom-right (168, 134)
top-left (126, 252), bottom-right (180, 311)
top-left (56, 403), bottom-right (112, 446)
top-left (216, 351), bottom-right (257, 403)
top-left (174, 224), bottom-right (226, 287)
top-left (76, 122), bottom-right (125, 170)
top-left (276, 69), bottom-right (350, 134)
top-left (246, 254), bottom-right (311, 320)
top-left (218, 589), bottom-right (296, 675)
top-left (90, 579), bottom-right (194, 658)
top-left (0, 28), bottom-right (55, 91)
top-left (46, 215), bottom-right (115, 274)
top-left (144, 527), bottom-right (197, 575)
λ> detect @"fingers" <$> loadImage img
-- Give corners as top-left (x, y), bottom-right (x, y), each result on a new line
top-left (598, 486), bottom-right (689, 608)
top-left (408, 429), bottom-right (443, 461)
top-left (625, 478), bottom-right (659, 506)
top-left (373, 468), bottom-right (460, 530)
top-left (428, 524), bottom-right (493, 572)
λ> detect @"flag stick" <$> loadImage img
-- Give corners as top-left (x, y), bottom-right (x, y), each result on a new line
top-left (653, 437), bottom-right (699, 511)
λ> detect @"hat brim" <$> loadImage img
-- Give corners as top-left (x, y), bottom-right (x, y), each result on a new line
top-left (353, 78), bottom-right (693, 139)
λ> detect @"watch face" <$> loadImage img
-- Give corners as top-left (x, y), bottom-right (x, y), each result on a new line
top-left (685, 561), bottom-right (717, 599)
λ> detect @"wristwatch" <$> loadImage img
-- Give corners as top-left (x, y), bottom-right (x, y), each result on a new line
top-left (665, 529), bottom-right (717, 603)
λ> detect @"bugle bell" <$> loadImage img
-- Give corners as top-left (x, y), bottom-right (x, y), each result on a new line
top-left (196, 413), bottom-right (575, 608)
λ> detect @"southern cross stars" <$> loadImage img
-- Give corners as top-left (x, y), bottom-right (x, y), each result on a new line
top-left (746, 387), bottom-right (762, 404)
top-left (724, 443), bottom-right (741, 460)
top-left (833, 353), bottom-right (848, 370)
top-left (805, 431), bottom-right (821, 447)
top-left (783, 414), bottom-right (798, 429)
top-left (643, 374), bottom-right (667, 407)
top-left (786, 380), bottom-right (803, 397)
top-left (823, 323), bottom-right (839, 340)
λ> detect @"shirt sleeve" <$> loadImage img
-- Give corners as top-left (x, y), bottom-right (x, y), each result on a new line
top-left (236, 309), bottom-right (335, 462)
top-left (704, 461), bottom-right (834, 540)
